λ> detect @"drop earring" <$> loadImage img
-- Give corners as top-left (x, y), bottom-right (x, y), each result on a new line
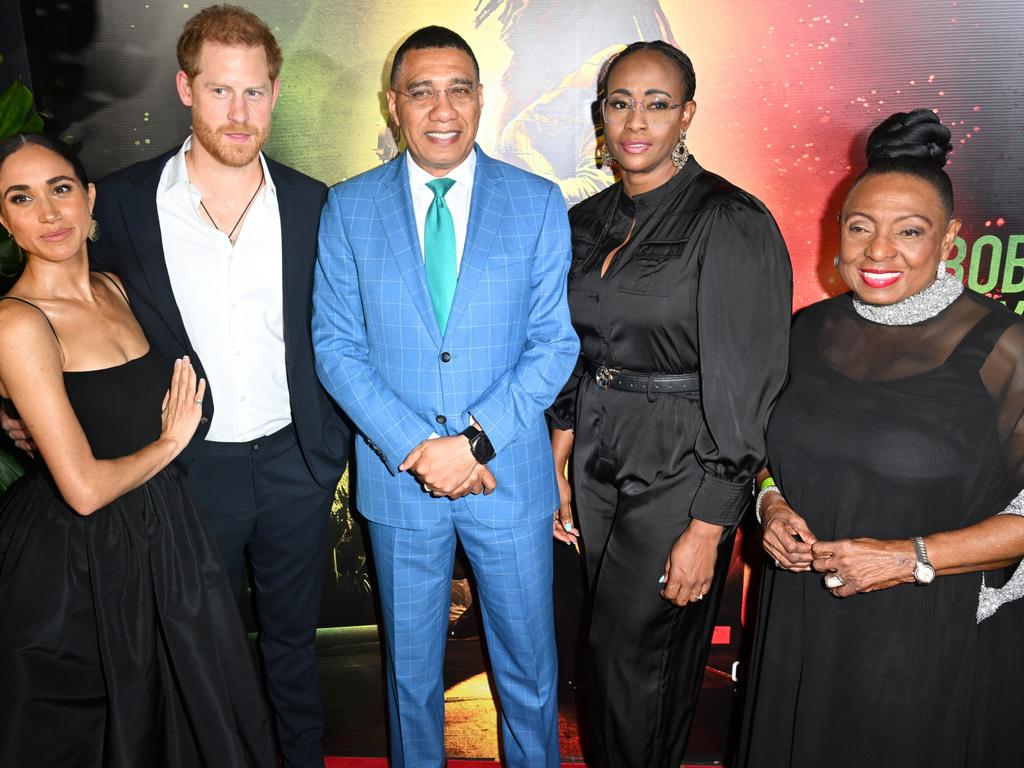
top-left (671, 130), bottom-right (690, 169)
top-left (88, 218), bottom-right (101, 243)
top-left (599, 140), bottom-right (614, 168)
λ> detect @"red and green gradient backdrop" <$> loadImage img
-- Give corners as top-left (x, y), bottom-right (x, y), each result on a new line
top-left (47, 0), bottom-right (1024, 311)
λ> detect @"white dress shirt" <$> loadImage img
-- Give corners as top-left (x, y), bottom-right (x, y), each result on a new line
top-left (156, 135), bottom-right (292, 442)
top-left (407, 148), bottom-right (476, 270)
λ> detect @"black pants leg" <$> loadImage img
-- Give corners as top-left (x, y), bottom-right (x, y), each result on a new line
top-left (183, 426), bottom-right (335, 768)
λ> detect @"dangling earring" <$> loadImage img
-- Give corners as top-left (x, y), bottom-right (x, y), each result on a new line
top-left (599, 140), bottom-right (614, 168)
top-left (833, 254), bottom-right (841, 269)
top-left (671, 130), bottom-right (690, 169)
top-left (88, 218), bottom-right (100, 243)
top-left (937, 259), bottom-right (947, 279)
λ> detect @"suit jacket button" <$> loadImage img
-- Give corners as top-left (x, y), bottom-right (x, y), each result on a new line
top-left (440, 351), bottom-right (452, 363)
top-left (200, 417), bottom-right (209, 425)
top-left (436, 414), bottom-right (447, 425)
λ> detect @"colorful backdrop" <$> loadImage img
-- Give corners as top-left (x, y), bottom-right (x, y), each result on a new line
top-left (16, 0), bottom-right (1024, 762)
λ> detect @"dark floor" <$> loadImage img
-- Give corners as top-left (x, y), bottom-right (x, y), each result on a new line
top-left (315, 626), bottom-right (738, 764)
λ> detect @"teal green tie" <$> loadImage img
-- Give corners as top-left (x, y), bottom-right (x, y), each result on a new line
top-left (424, 177), bottom-right (457, 334)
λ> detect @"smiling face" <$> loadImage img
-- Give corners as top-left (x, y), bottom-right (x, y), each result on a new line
top-left (387, 47), bottom-right (482, 177)
top-left (176, 41), bottom-right (279, 168)
top-left (0, 143), bottom-right (95, 265)
top-left (603, 49), bottom-right (695, 193)
top-left (838, 172), bottom-right (961, 305)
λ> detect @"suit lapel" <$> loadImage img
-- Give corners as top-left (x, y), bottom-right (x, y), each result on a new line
top-left (121, 158), bottom-right (192, 350)
top-left (377, 155), bottom-right (443, 347)
top-left (444, 147), bottom-right (505, 339)
top-left (268, 159), bottom-right (302, 376)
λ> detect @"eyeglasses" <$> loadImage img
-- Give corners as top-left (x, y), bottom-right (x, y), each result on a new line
top-left (398, 84), bottom-right (479, 109)
top-left (602, 96), bottom-right (682, 126)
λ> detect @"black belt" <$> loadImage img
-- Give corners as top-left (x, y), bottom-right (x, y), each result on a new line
top-left (583, 359), bottom-right (700, 394)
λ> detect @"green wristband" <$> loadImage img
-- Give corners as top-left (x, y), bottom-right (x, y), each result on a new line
top-left (758, 476), bottom-right (777, 492)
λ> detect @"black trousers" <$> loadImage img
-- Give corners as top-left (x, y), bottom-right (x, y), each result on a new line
top-left (182, 425), bottom-right (335, 768)
top-left (573, 383), bottom-right (737, 768)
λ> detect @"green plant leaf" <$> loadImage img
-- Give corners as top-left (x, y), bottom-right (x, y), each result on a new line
top-left (0, 448), bottom-right (27, 493)
top-left (20, 113), bottom-right (44, 133)
top-left (0, 80), bottom-right (36, 138)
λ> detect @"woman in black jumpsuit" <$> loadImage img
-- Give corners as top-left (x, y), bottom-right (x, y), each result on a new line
top-left (548, 41), bottom-right (792, 767)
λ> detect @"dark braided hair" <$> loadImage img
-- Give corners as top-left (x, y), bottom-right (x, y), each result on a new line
top-left (857, 109), bottom-right (954, 216)
top-left (597, 40), bottom-right (696, 102)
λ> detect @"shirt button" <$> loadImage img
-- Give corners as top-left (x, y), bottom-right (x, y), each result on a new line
top-left (435, 414), bottom-right (447, 425)
top-left (440, 351), bottom-right (452, 363)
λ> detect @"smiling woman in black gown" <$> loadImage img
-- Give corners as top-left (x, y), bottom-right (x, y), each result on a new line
top-left (0, 134), bottom-right (275, 767)
top-left (737, 110), bottom-right (1024, 767)
top-left (548, 41), bottom-right (793, 768)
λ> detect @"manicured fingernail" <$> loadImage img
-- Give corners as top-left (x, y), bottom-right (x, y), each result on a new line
top-left (658, 574), bottom-right (666, 584)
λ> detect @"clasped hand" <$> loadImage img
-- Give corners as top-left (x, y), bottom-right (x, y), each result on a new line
top-left (400, 436), bottom-right (496, 500)
top-left (810, 537), bottom-right (915, 598)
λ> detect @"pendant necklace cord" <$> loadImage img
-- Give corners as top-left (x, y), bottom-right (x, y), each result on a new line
top-left (199, 163), bottom-right (265, 243)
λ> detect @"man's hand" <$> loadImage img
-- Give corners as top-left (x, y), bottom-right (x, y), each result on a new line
top-left (447, 464), bottom-right (497, 500)
top-left (1, 407), bottom-right (36, 457)
top-left (400, 436), bottom-right (479, 496)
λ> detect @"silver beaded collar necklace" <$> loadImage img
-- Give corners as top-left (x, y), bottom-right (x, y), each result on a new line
top-left (852, 269), bottom-right (964, 326)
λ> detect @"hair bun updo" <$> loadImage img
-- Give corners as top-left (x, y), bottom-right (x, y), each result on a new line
top-left (865, 109), bottom-right (952, 169)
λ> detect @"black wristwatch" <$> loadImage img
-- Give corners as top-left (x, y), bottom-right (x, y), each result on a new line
top-left (460, 425), bottom-right (496, 464)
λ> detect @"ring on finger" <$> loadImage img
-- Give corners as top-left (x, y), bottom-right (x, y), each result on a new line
top-left (823, 572), bottom-right (845, 589)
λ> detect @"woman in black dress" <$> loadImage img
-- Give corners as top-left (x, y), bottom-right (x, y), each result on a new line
top-left (0, 134), bottom-right (276, 767)
top-left (738, 110), bottom-right (1024, 767)
top-left (548, 41), bottom-right (792, 767)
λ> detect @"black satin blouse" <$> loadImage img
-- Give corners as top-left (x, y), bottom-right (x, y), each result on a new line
top-left (549, 158), bottom-right (793, 525)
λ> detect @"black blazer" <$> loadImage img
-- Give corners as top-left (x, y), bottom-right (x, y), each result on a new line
top-left (90, 147), bottom-right (350, 489)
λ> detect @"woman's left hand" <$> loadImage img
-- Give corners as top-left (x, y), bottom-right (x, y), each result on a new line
top-left (810, 537), bottom-right (916, 597)
top-left (661, 520), bottom-right (723, 606)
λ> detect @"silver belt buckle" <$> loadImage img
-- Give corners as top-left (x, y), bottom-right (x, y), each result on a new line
top-left (595, 365), bottom-right (617, 390)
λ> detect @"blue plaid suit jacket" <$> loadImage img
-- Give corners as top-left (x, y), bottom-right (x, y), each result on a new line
top-left (313, 147), bottom-right (579, 529)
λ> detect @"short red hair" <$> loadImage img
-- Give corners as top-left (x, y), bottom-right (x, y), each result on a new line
top-left (176, 4), bottom-right (283, 81)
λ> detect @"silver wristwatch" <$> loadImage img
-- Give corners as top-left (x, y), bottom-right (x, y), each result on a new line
top-left (911, 536), bottom-right (935, 585)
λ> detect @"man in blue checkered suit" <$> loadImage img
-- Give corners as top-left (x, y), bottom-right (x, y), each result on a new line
top-left (312, 26), bottom-right (578, 768)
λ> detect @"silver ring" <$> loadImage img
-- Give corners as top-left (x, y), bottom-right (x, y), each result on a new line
top-left (194, 399), bottom-right (203, 406)
top-left (773, 558), bottom-right (781, 568)
top-left (690, 593), bottom-right (704, 601)
top-left (824, 573), bottom-right (845, 589)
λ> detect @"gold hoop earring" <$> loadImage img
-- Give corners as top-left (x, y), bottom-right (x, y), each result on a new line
top-left (671, 131), bottom-right (690, 169)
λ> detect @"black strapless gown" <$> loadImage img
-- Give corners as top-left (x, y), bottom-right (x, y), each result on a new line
top-left (0, 350), bottom-right (276, 768)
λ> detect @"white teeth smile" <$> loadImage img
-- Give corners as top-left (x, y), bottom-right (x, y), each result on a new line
top-left (427, 132), bottom-right (458, 139)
